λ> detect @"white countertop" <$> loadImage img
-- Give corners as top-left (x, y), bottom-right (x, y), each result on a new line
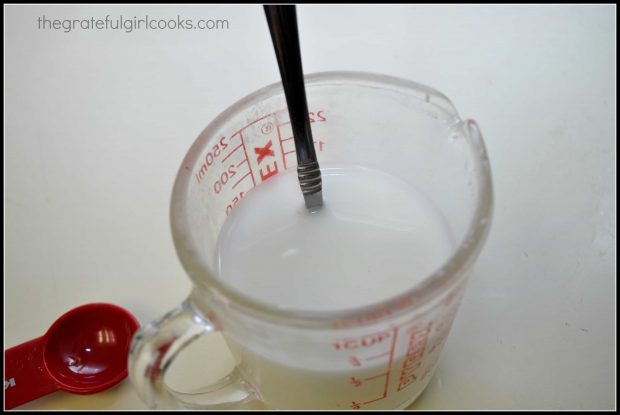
top-left (5, 4), bottom-right (615, 410)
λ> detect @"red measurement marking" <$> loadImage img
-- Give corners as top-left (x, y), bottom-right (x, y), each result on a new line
top-left (283, 150), bottom-right (296, 156)
top-left (349, 356), bottom-right (361, 367)
top-left (334, 330), bottom-right (392, 351)
top-left (276, 124), bottom-right (287, 169)
top-left (350, 377), bottom-right (362, 387)
top-left (232, 172), bottom-right (252, 189)
top-left (363, 396), bottom-right (386, 405)
top-left (364, 372), bottom-right (388, 381)
top-left (397, 323), bottom-right (431, 392)
top-left (384, 326), bottom-right (398, 397)
top-left (350, 401), bottom-right (361, 410)
top-left (221, 141), bottom-right (243, 163)
top-left (236, 159), bottom-right (248, 168)
top-left (281, 136), bottom-right (294, 142)
top-left (365, 351), bottom-right (390, 361)
top-left (238, 132), bottom-right (256, 187)
top-left (277, 110), bottom-right (326, 126)
top-left (362, 327), bottom-right (398, 405)
top-left (254, 140), bottom-right (274, 164)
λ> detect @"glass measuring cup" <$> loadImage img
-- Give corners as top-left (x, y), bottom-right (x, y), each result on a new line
top-left (128, 71), bottom-right (493, 410)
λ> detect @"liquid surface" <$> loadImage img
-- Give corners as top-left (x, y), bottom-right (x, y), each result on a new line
top-left (215, 165), bottom-right (454, 311)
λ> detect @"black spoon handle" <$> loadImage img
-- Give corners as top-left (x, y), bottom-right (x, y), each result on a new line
top-left (264, 5), bottom-right (323, 208)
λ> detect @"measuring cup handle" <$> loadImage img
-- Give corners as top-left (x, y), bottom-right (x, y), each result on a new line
top-left (128, 296), bottom-right (258, 409)
top-left (4, 337), bottom-right (58, 410)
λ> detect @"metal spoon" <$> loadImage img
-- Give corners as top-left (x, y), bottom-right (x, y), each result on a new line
top-left (264, 5), bottom-right (323, 209)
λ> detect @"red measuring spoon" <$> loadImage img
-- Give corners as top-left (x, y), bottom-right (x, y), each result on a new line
top-left (4, 303), bottom-right (140, 410)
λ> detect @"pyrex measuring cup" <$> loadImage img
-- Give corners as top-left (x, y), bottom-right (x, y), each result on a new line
top-left (128, 72), bottom-right (493, 410)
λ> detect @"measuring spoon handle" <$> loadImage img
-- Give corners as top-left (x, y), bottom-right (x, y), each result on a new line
top-left (4, 337), bottom-right (58, 409)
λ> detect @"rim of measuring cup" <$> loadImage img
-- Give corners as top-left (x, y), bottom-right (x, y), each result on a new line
top-left (171, 71), bottom-right (493, 329)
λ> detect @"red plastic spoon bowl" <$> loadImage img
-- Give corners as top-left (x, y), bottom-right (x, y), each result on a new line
top-left (4, 303), bottom-right (140, 410)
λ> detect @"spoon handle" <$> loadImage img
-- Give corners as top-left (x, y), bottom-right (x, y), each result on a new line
top-left (4, 337), bottom-right (58, 409)
top-left (264, 5), bottom-right (323, 208)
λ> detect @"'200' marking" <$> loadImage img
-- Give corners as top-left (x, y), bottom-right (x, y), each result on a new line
top-left (213, 165), bottom-right (237, 194)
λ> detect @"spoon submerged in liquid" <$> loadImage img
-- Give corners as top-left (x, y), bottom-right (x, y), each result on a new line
top-left (4, 303), bottom-right (140, 409)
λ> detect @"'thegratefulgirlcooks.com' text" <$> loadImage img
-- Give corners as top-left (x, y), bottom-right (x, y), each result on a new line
top-left (37, 15), bottom-right (230, 33)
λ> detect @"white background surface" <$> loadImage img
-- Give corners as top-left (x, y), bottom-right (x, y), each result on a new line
top-left (4, 4), bottom-right (615, 410)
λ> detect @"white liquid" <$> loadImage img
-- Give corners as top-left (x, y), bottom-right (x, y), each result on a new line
top-left (226, 338), bottom-right (440, 410)
top-left (215, 165), bottom-right (454, 311)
